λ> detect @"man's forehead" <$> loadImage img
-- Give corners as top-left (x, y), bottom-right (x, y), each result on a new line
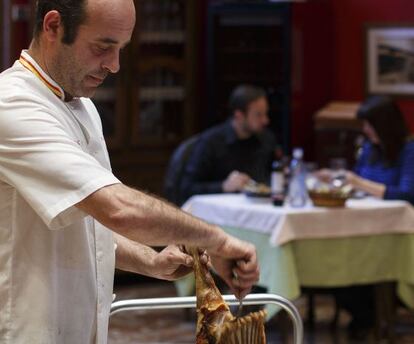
top-left (86, 0), bottom-right (136, 17)
top-left (78, 16), bottom-right (134, 46)
top-left (81, 0), bottom-right (135, 24)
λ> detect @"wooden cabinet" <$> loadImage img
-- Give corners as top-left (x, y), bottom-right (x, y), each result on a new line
top-left (0, 1), bottom-right (197, 195)
top-left (92, 0), bottom-right (198, 195)
top-left (0, 0), bottom-right (12, 70)
top-left (0, 0), bottom-right (33, 71)
top-left (205, 2), bottom-right (291, 151)
top-left (0, 2), bottom-right (3, 70)
top-left (314, 102), bottom-right (364, 168)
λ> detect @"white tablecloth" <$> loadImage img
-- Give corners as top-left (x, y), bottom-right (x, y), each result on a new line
top-left (183, 194), bottom-right (414, 245)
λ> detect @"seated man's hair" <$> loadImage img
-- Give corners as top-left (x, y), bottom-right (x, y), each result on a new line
top-left (228, 84), bottom-right (267, 114)
top-left (33, 0), bottom-right (87, 45)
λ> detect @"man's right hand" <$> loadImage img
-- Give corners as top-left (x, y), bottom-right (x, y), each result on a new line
top-left (222, 170), bottom-right (251, 192)
top-left (207, 235), bottom-right (259, 299)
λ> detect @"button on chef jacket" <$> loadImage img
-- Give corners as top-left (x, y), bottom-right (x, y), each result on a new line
top-left (0, 50), bottom-right (122, 344)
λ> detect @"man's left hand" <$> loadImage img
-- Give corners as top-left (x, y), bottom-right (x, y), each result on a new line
top-left (151, 245), bottom-right (194, 281)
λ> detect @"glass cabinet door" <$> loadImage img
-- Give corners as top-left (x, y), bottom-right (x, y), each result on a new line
top-left (92, 71), bottom-right (127, 149)
top-left (131, 0), bottom-right (195, 147)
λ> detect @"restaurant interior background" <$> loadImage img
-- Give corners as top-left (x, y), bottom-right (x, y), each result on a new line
top-left (2, 0), bottom-right (414, 195)
top-left (2, 0), bottom-right (414, 342)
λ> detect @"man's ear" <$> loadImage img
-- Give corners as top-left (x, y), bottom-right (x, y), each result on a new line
top-left (42, 10), bottom-right (63, 42)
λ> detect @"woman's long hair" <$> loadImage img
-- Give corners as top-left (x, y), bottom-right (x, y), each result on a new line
top-left (357, 95), bottom-right (409, 165)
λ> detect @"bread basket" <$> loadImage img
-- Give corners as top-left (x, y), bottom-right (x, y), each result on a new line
top-left (308, 189), bottom-right (349, 207)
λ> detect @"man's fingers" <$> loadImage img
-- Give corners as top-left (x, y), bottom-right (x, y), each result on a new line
top-left (226, 279), bottom-right (251, 300)
top-left (232, 276), bottom-right (259, 289)
top-left (200, 252), bottom-right (210, 265)
top-left (236, 258), bottom-right (258, 272)
top-left (180, 252), bottom-right (193, 267)
top-left (232, 267), bottom-right (259, 286)
top-left (208, 236), bottom-right (259, 300)
top-left (232, 262), bottom-right (259, 292)
top-left (232, 270), bottom-right (259, 284)
top-left (239, 288), bottom-right (251, 299)
top-left (233, 261), bottom-right (259, 277)
top-left (166, 245), bottom-right (193, 266)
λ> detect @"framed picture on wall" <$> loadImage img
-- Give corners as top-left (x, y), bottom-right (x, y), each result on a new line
top-left (365, 24), bottom-right (414, 97)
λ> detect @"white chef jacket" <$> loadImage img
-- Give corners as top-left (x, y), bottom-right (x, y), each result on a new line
top-left (0, 50), bottom-right (121, 344)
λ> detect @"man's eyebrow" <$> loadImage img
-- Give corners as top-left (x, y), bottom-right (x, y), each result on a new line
top-left (96, 38), bottom-right (119, 45)
top-left (95, 38), bottom-right (131, 48)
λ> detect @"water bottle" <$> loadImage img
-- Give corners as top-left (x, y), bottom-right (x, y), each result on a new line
top-left (287, 147), bottom-right (308, 208)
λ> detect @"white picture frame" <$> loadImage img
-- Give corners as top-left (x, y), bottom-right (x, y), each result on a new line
top-left (366, 24), bottom-right (414, 97)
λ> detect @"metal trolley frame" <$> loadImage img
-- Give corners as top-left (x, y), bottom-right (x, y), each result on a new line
top-left (110, 293), bottom-right (304, 344)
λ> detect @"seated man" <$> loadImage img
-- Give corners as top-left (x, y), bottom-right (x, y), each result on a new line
top-left (180, 84), bottom-right (277, 201)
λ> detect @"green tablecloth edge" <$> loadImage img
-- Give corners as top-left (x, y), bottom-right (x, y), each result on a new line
top-left (175, 227), bottom-right (414, 320)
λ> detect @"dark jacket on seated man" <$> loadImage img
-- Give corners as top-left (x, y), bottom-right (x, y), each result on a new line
top-left (179, 84), bottom-right (277, 202)
top-left (181, 121), bottom-right (276, 199)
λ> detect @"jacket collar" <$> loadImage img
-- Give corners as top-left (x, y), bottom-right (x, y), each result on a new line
top-left (19, 50), bottom-right (65, 101)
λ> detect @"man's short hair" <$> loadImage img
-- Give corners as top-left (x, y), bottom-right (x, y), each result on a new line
top-left (228, 84), bottom-right (267, 115)
top-left (34, 0), bottom-right (88, 45)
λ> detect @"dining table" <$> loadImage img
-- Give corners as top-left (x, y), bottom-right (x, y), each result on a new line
top-left (176, 193), bottom-right (414, 319)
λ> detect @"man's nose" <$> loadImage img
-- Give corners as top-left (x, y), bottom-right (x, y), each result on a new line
top-left (102, 50), bottom-right (120, 74)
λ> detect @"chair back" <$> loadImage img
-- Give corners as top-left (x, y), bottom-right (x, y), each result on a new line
top-left (164, 134), bottom-right (199, 205)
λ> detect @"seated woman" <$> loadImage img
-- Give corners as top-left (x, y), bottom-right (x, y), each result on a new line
top-left (344, 95), bottom-right (414, 202)
top-left (317, 95), bottom-right (414, 338)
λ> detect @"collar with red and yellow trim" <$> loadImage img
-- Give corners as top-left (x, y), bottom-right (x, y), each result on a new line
top-left (19, 50), bottom-right (65, 101)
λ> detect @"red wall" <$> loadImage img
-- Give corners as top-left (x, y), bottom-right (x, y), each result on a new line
top-left (290, 0), bottom-right (414, 153)
top-left (290, 0), bottom-right (333, 153)
top-left (331, 0), bottom-right (414, 131)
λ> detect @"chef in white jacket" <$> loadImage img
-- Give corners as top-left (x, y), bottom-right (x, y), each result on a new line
top-left (0, 0), bottom-right (260, 343)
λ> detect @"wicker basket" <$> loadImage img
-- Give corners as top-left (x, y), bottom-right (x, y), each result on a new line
top-left (308, 190), bottom-right (348, 207)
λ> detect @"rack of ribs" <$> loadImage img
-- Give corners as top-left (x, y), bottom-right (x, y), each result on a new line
top-left (188, 247), bottom-right (266, 344)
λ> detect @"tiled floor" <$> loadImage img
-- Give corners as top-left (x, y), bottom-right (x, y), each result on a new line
top-left (108, 280), bottom-right (414, 344)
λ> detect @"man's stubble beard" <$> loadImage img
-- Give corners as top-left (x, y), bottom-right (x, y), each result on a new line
top-left (241, 118), bottom-right (257, 137)
top-left (51, 45), bottom-right (88, 98)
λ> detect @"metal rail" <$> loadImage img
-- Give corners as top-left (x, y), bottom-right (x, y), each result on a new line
top-left (110, 293), bottom-right (303, 344)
